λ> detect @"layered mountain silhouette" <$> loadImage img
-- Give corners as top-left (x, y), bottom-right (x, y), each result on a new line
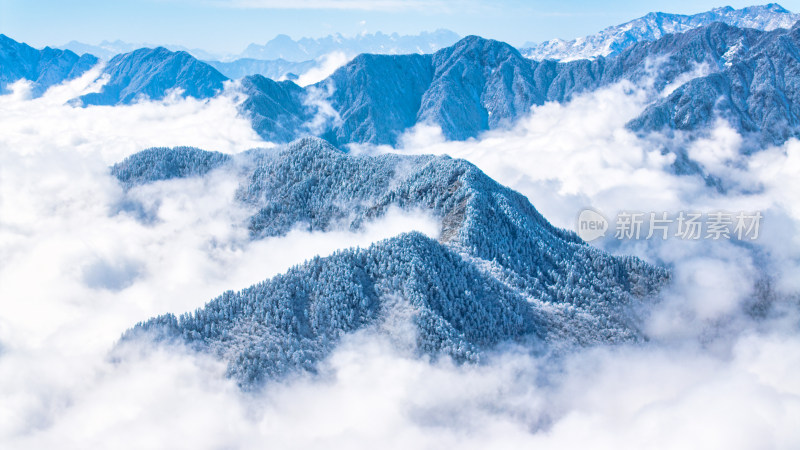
top-left (240, 29), bottom-right (461, 61)
top-left (630, 21), bottom-right (800, 148)
top-left (237, 22), bottom-right (800, 153)
top-left (0, 34), bottom-right (98, 96)
top-left (521, 3), bottom-right (798, 61)
top-left (116, 138), bottom-right (669, 387)
top-left (205, 57), bottom-right (316, 81)
top-left (59, 30), bottom-right (460, 62)
top-left (60, 39), bottom-right (222, 61)
top-left (7, 11), bottom-right (800, 154)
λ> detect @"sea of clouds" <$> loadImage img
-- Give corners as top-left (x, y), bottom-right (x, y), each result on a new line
top-left (1, 68), bottom-right (799, 449)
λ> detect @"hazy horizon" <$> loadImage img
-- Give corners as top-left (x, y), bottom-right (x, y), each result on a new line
top-left (3, 0), bottom-right (800, 55)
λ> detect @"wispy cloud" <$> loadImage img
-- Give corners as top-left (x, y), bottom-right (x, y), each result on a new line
top-left (202, 0), bottom-right (458, 11)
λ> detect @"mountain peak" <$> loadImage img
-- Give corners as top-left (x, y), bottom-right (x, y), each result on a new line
top-left (765, 3), bottom-right (790, 13)
top-left (455, 35), bottom-right (516, 51)
top-left (436, 35), bottom-right (524, 67)
top-left (73, 46), bottom-right (227, 106)
top-left (286, 136), bottom-right (345, 156)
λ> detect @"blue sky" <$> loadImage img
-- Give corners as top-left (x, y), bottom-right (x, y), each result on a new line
top-left (2, 0), bottom-right (800, 53)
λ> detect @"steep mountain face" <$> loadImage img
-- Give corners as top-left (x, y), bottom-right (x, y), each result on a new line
top-left (240, 29), bottom-right (461, 61)
top-left (420, 36), bottom-right (543, 140)
top-left (69, 24), bottom-right (800, 154)
top-left (242, 22), bottom-right (800, 155)
top-left (0, 34), bottom-right (98, 96)
top-left (242, 37), bottom-right (550, 145)
top-left (73, 47), bottom-right (229, 106)
top-left (520, 3), bottom-right (799, 61)
top-left (205, 58), bottom-right (316, 80)
top-left (118, 137), bottom-right (669, 388)
top-left (630, 21), bottom-right (800, 148)
top-left (238, 76), bottom-right (313, 143)
top-left (240, 31), bottom-right (740, 146)
top-left (323, 53), bottom-right (434, 145)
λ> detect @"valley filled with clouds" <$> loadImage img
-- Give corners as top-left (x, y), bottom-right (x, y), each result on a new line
top-left (1, 56), bottom-right (799, 448)
top-left (4, 4), bottom-right (800, 446)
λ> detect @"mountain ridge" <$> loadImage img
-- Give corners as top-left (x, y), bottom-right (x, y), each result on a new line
top-left (0, 34), bottom-right (98, 96)
top-left (73, 46), bottom-right (229, 106)
top-left (520, 3), bottom-right (799, 61)
top-left (116, 137), bottom-right (669, 388)
top-left (240, 29), bottom-right (461, 61)
top-left (9, 17), bottom-right (800, 161)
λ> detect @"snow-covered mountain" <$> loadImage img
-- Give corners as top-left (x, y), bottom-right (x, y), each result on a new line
top-left (0, 34), bottom-right (98, 96)
top-left (60, 30), bottom-right (460, 63)
top-left (11, 15), bottom-right (800, 163)
top-left (60, 24), bottom-right (799, 157)
top-left (520, 3), bottom-right (799, 61)
top-left (239, 23), bottom-right (800, 158)
top-left (72, 47), bottom-right (228, 106)
top-left (117, 138), bottom-right (669, 387)
top-left (628, 21), bottom-right (800, 148)
top-left (56, 31), bottom-right (460, 84)
top-left (240, 29), bottom-right (460, 61)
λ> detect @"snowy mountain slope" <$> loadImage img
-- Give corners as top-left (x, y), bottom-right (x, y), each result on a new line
top-left (237, 76), bottom-right (313, 143)
top-left (117, 137), bottom-right (669, 387)
top-left (321, 53), bottom-right (434, 144)
top-left (73, 47), bottom-right (229, 106)
top-left (111, 146), bottom-right (233, 189)
top-left (240, 31), bottom-right (743, 146)
top-left (520, 3), bottom-right (799, 61)
top-left (240, 29), bottom-right (460, 61)
top-left (420, 36), bottom-right (550, 140)
top-left (12, 19), bottom-right (799, 154)
top-left (629, 21), bottom-right (800, 147)
top-left (241, 21), bottom-right (800, 156)
top-left (240, 37), bottom-right (550, 145)
top-left (0, 34), bottom-right (98, 96)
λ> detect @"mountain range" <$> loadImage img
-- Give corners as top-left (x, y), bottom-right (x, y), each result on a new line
top-left (629, 21), bottom-right (800, 148)
top-left (204, 58), bottom-right (316, 81)
top-left (0, 34), bottom-right (97, 96)
top-left (59, 30), bottom-right (461, 63)
top-left (239, 29), bottom-right (461, 61)
top-left (236, 21), bottom-right (800, 157)
top-left (116, 138), bottom-right (669, 387)
top-left (5, 5), bottom-right (800, 165)
top-left (521, 3), bottom-right (799, 61)
top-left (6, 4), bottom-right (796, 391)
top-left (60, 39), bottom-right (222, 61)
top-left (57, 31), bottom-right (461, 83)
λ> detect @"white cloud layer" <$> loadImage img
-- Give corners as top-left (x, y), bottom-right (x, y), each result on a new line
top-left (1, 74), bottom-right (800, 448)
top-left (205, 0), bottom-right (457, 11)
top-left (293, 51), bottom-right (352, 87)
top-left (0, 77), bottom-right (440, 447)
